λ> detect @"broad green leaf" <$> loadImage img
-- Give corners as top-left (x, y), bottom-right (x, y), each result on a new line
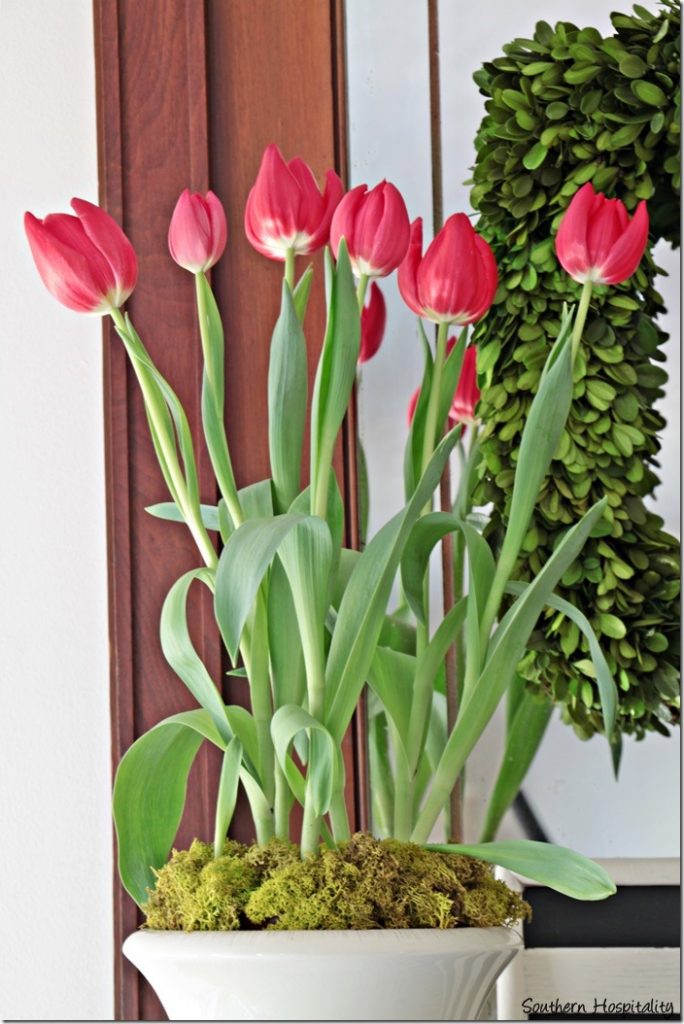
top-left (437, 330), bottom-right (467, 429)
top-left (310, 241), bottom-right (360, 516)
top-left (215, 514), bottom-right (307, 661)
top-left (146, 502), bottom-right (220, 531)
top-left (269, 282), bottom-right (307, 512)
top-left (224, 705), bottom-right (260, 776)
top-left (267, 557), bottom-right (306, 709)
top-left (331, 548), bottom-right (362, 609)
top-left (277, 516), bottom-right (333, 715)
top-left (160, 570), bottom-right (231, 743)
top-left (239, 479), bottom-right (274, 520)
top-left (356, 436), bottom-right (370, 546)
top-left (290, 475), bottom-right (344, 590)
top-left (368, 712), bottom-right (394, 838)
top-left (480, 691), bottom-right (553, 842)
top-left (412, 498), bottom-right (607, 843)
top-left (429, 840), bottom-right (616, 900)
top-left (367, 647), bottom-right (415, 749)
top-left (113, 710), bottom-right (221, 906)
top-left (213, 737), bottom-right (243, 857)
top-left (271, 705), bottom-right (339, 816)
top-left (507, 581), bottom-right (618, 740)
top-left (325, 428), bottom-right (461, 742)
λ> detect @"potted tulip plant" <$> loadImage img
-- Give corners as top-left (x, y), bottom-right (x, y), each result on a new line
top-left (24, 143), bottom-right (647, 1022)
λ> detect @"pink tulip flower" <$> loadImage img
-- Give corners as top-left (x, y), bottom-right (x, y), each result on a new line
top-left (330, 181), bottom-right (410, 278)
top-left (168, 189), bottom-right (227, 273)
top-left (407, 340), bottom-right (480, 427)
top-left (398, 214), bottom-right (497, 326)
top-left (24, 198), bottom-right (137, 313)
top-left (359, 282), bottom-right (387, 364)
top-left (244, 143), bottom-right (343, 260)
top-left (555, 183), bottom-right (649, 285)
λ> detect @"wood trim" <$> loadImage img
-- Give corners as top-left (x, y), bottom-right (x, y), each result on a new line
top-left (95, 1), bottom-right (360, 1018)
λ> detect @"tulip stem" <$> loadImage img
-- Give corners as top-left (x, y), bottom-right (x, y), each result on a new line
top-left (571, 280), bottom-right (593, 363)
top-left (284, 248), bottom-right (295, 290)
top-left (109, 307), bottom-right (217, 569)
top-left (356, 273), bottom-right (369, 312)
top-left (194, 273), bottom-right (243, 528)
top-left (421, 321), bottom-right (450, 483)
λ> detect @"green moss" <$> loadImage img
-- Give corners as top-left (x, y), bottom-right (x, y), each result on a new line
top-left (143, 834), bottom-right (529, 932)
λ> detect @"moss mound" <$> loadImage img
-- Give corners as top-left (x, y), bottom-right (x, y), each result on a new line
top-left (143, 833), bottom-right (530, 932)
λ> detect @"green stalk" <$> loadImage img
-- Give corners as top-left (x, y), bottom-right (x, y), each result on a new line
top-left (241, 589), bottom-right (275, 806)
top-left (274, 762), bottom-right (291, 841)
top-left (356, 272), bottom-right (369, 311)
top-left (571, 279), bottom-right (593, 363)
top-left (194, 273), bottom-right (243, 527)
top-left (284, 248), bottom-right (295, 290)
top-left (329, 787), bottom-right (351, 844)
top-left (109, 308), bottom-right (217, 569)
top-left (390, 721), bottom-right (413, 841)
top-left (300, 796), bottom-right (320, 857)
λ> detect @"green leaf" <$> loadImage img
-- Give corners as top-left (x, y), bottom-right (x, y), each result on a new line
top-left (412, 498), bottom-right (607, 843)
top-left (215, 514), bottom-right (307, 660)
top-left (367, 647), bottom-right (415, 751)
top-left (113, 710), bottom-right (222, 906)
top-left (160, 570), bottom-right (231, 743)
top-left (267, 557), bottom-right (306, 709)
top-left (271, 705), bottom-right (339, 816)
top-left (238, 479), bottom-right (274, 519)
top-left (522, 142), bottom-right (549, 170)
top-left (310, 241), bottom-right (360, 515)
top-left (507, 582), bottom-right (618, 739)
top-left (146, 502), bottom-right (220, 531)
top-left (429, 840), bottom-right (616, 900)
top-left (293, 265), bottom-right (314, 323)
top-left (324, 429), bottom-right (461, 742)
top-left (631, 79), bottom-right (667, 107)
top-left (269, 282), bottom-right (307, 512)
top-left (213, 737), bottom-right (243, 857)
top-left (480, 691), bottom-right (552, 841)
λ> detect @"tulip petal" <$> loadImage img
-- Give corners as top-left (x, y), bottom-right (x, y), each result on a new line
top-left (306, 169), bottom-right (344, 253)
top-left (359, 281), bottom-right (387, 363)
top-left (555, 182), bottom-right (595, 281)
top-left (417, 213), bottom-right (478, 323)
top-left (71, 197), bottom-right (137, 302)
top-left (598, 200), bottom-right (650, 285)
top-left (205, 191), bottom-right (228, 268)
top-left (462, 234), bottom-right (498, 325)
top-left (329, 184), bottom-right (367, 261)
top-left (586, 196), bottom-right (625, 271)
top-left (449, 344), bottom-right (480, 424)
top-left (25, 211), bottom-right (115, 313)
top-left (398, 217), bottom-right (424, 316)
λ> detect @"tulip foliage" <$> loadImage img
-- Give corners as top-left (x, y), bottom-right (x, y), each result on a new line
top-left (470, 3), bottom-right (680, 745)
top-left (26, 144), bottom-right (619, 912)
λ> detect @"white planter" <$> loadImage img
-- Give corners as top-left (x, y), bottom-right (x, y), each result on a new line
top-left (124, 926), bottom-right (521, 1021)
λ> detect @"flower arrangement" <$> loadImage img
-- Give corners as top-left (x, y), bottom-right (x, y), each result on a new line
top-left (25, 142), bottom-right (639, 925)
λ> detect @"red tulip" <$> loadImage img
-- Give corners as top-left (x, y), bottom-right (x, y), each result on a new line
top-left (448, 344), bottom-right (480, 425)
top-left (244, 143), bottom-right (343, 260)
top-left (398, 215), bottom-right (497, 326)
top-left (555, 183), bottom-right (649, 285)
top-left (168, 189), bottom-right (227, 273)
top-left (330, 181), bottom-right (410, 278)
top-left (407, 340), bottom-right (479, 427)
top-left (359, 282), bottom-right (387, 363)
top-left (24, 198), bottom-right (137, 314)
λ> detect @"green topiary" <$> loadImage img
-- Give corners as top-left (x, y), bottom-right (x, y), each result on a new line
top-left (143, 834), bottom-right (530, 932)
top-left (470, 1), bottom-right (680, 740)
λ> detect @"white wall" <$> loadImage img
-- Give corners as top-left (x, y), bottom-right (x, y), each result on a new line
top-left (347, 0), bottom-right (680, 857)
top-left (0, 1), bottom-right (113, 1019)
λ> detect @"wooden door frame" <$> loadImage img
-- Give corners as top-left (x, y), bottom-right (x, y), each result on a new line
top-left (94, 2), bottom-right (364, 1018)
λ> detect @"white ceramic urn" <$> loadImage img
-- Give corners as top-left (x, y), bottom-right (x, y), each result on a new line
top-left (123, 926), bottom-right (521, 1021)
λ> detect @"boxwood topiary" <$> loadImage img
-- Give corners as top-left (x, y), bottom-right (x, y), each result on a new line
top-left (470, 2), bottom-right (680, 740)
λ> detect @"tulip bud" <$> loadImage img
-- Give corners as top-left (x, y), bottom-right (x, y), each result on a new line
top-left (24, 198), bottom-right (137, 314)
top-left (398, 214), bottom-right (497, 326)
top-left (448, 345), bottom-right (479, 425)
top-left (555, 183), bottom-right (649, 286)
top-left (245, 143), bottom-right (343, 261)
top-left (330, 181), bottom-right (410, 278)
top-left (359, 282), bottom-right (387, 363)
top-left (407, 340), bottom-right (479, 428)
top-left (168, 189), bottom-right (227, 273)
